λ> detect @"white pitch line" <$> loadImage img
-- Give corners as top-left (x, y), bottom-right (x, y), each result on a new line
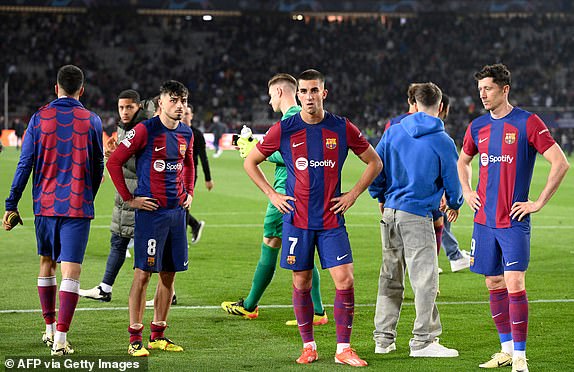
top-left (1, 299), bottom-right (572, 314)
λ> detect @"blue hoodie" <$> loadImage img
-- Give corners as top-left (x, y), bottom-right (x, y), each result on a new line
top-left (369, 112), bottom-right (463, 217)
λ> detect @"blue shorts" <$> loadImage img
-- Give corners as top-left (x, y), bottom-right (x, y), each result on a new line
top-left (35, 216), bottom-right (91, 264)
top-left (470, 222), bottom-right (530, 276)
top-left (134, 208), bottom-right (188, 273)
top-left (280, 222), bottom-right (352, 271)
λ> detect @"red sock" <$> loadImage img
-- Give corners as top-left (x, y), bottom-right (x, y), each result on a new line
top-left (150, 322), bottom-right (167, 340)
top-left (434, 225), bottom-right (444, 255)
top-left (56, 279), bottom-right (79, 333)
top-left (38, 276), bottom-right (57, 325)
top-left (292, 286), bottom-right (314, 343)
top-left (509, 290), bottom-right (528, 350)
top-left (334, 288), bottom-right (354, 343)
top-left (489, 288), bottom-right (511, 341)
top-left (129, 326), bottom-right (143, 344)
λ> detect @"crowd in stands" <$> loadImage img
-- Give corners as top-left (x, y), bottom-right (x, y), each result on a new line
top-left (1, 10), bottom-right (574, 146)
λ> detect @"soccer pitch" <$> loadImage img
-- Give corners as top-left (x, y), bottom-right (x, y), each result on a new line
top-left (0, 146), bottom-right (572, 371)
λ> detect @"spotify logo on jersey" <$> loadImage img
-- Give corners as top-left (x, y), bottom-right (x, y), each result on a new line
top-left (295, 157), bottom-right (308, 171)
top-left (153, 160), bottom-right (166, 172)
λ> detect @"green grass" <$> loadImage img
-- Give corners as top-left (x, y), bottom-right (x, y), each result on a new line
top-left (0, 146), bottom-right (572, 371)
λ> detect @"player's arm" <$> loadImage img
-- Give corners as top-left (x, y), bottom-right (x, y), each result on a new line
top-left (367, 136), bottom-right (387, 213)
top-left (244, 147), bottom-right (295, 213)
top-left (4, 115), bottom-right (36, 218)
top-left (244, 123), bottom-right (295, 213)
top-left (458, 123), bottom-right (480, 212)
top-left (106, 125), bottom-right (158, 211)
top-left (90, 114), bottom-right (105, 197)
top-left (331, 145), bottom-right (382, 214)
top-left (457, 150), bottom-right (480, 212)
top-left (510, 143), bottom-right (570, 221)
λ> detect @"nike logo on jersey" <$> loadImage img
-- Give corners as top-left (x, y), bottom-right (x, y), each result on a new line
top-left (538, 129), bottom-right (549, 135)
top-left (336, 254), bottom-right (349, 261)
top-left (155, 146), bottom-right (166, 152)
top-left (479, 137), bottom-right (489, 144)
top-left (505, 261), bottom-right (519, 266)
top-left (183, 260), bottom-right (189, 266)
top-left (292, 142), bottom-right (305, 148)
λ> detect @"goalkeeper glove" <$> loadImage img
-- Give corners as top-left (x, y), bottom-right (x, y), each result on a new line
top-left (237, 136), bottom-right (259, 159)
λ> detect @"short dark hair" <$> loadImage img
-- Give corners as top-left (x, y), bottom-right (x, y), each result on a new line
top-left (268, 73), bottom-right (297, 89)
top-left (439, 93), bottom-right (450, 120)
top-left (298, 69), bottom-right (325, 85)
top-left (474, 64), bottom-right (511, 87)
top-left (441, 93), bottom-right (450, 109)
top-left (413, 82), bottom-right (442, 108)
top-left (159, 80), bottom-right (189, 98)
top-left (57, 65), bottom-right (84, 95)
top-left (407, 83), bottom-right (421, 105)
top-left (118, 89), bottom-right (141, 104)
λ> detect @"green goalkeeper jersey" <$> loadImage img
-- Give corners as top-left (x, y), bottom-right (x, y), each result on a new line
top-left (266, 105), bottom-right (301, 192)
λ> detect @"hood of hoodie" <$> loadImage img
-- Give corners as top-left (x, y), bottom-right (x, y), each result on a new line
top-left (118, 108), bottom-right (149, 130)
top-left (400, 112), bottom-right (444, 138)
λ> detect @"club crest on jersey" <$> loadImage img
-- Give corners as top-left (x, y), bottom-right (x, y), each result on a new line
top-left (179, 144), bottom-right (187, 155)
top-left (147, 257), bottom-right (155, 266)
top-left (325, 138), bottom-right (337, 150)
top-left (505, 132), bottom-right (516, 145)
top-left (287, 255), bottom-right (296, 265)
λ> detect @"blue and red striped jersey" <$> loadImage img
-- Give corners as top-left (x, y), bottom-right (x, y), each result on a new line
top-left (5, 97), bottom-right (104, 218)
top-left (257, 111), bottom-right (370, 230)
top-left (107, 116), bottom-right (194, 209)
top-left (462, 107), bottom-right (555, 228)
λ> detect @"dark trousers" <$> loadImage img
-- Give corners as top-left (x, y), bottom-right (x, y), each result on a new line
top-left (102, 232), bottom-right (131, 286)
top-left (186, 210), bottom-right (200, 231)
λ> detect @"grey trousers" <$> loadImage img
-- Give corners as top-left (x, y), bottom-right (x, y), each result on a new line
top-left (373, 208), bottom-right (442, 350)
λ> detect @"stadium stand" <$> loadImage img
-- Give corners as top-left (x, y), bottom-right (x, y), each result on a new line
top-left (1, 8), bottom-right (573, 146)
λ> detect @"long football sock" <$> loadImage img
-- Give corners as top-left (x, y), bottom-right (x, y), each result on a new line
top-left (489, 288), bottom-right (513, 354)
top-left (334, 288), bottom-right (354, 344)
top-left (509, 290), bottom-right (528, 357)
top-left (311, 265), bottom-right (325, 315)
top-left (38, 276), bottom-right (57, 327)
top-left (243, 243), bottom-right (278, 311)
top-left (293, 286), bottom-right (314, 343)
top-left (434, 225), bottom-right (444, 255)
top-left (56, 278), bottom-right (80, 334)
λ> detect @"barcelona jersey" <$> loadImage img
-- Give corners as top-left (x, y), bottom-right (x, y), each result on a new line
top-left (107, 116), bottom-right (194, 209)
top-left (257, 111), bottom-right (370, 230)
top-left (5, 98), bottom-right (104, 218)
top-left (462, 107), bottom-right (555, 228)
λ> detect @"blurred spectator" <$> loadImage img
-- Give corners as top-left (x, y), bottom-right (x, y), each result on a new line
top-left (1, 11), bottom-right (573, 142)
top-left (13, 118), bottom-right (26, 151)
top-left (209, 114), bottom-right (227, 158)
